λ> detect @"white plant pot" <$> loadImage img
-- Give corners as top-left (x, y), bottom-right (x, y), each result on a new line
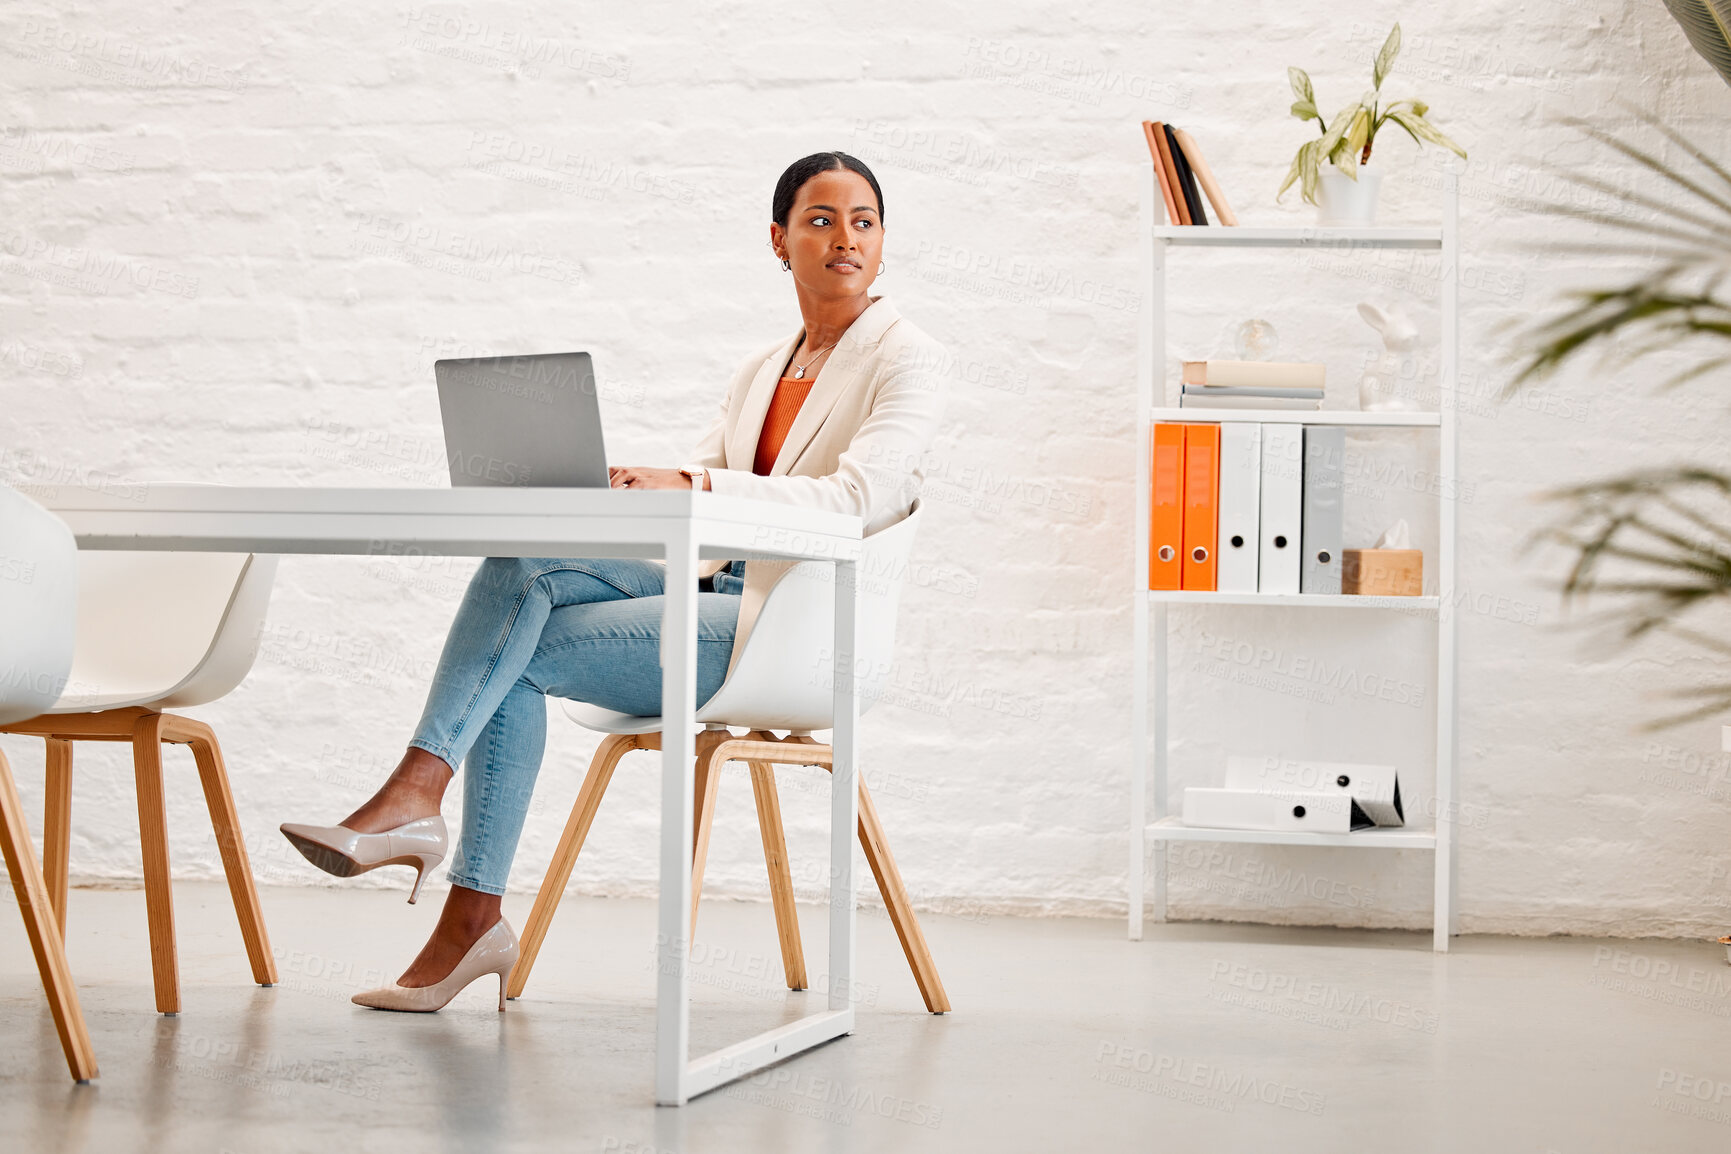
top-left (1315, 166), bottom-right (1383, 227)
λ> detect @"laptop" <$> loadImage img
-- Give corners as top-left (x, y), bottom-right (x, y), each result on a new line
top-left (434, 352), bottom-right (610, 488)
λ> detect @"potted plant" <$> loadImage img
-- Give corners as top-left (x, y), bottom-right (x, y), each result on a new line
top-left (1278, 23), bottom-right (1467, 226)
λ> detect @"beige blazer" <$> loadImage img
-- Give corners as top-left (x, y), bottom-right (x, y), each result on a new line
top-left (686, 294), bottom-right (948, 672)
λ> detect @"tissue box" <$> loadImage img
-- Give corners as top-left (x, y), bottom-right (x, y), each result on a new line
top-left (1342, 548), bottom-right (1422, 596)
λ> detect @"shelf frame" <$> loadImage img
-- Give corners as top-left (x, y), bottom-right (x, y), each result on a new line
top-left (1146, 817), bottom-right (1438, 851)
top-left (1130, 166), bottom-right (1460, 952)
top-left (1151, 407), bottom-right (1439, 427)
top-left (1151, 225), bottom-right (1443, 249)
top-left (1147, 590), bottom-right (1439, 610)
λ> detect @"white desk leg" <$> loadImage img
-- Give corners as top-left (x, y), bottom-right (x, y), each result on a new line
top-left (831, 558), bottom-right (860, 1015)
top-left (655, 527), bottom-right (699, 1106)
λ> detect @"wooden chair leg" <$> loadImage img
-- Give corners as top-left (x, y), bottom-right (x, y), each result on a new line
top-left (166, 717), bottom-right (276, 987)
top-left (130, 712), bottom-right (180, 1015)
top-left (42, 738), bottom-right (73, 936)
top-left (0, 748), bottom-right (98, 1081)
top-left (688, 730), bottom-right (731, 936)
top-left (509, 732), bottom-right (648, 999)
top-left (747, 760), bottom-right (807, 990)
top-left (851, 774), bottom-right (950, 1013)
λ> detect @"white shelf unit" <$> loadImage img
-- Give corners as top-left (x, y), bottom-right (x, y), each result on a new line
top-left (1130, 169), bottom-right (1460, 952)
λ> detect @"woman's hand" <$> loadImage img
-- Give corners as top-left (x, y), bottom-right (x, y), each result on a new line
top-left (609, 466), bottom-right (708, 490)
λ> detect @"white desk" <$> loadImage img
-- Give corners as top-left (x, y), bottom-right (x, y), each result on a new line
top-left (34, 483), bottom-right (864, 1106)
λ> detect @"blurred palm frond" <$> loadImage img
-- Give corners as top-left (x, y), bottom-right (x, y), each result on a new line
top-left (1507, 112), bottom-right (1731, 393)
top-left (1529, 466), bottom-right (1731, 726)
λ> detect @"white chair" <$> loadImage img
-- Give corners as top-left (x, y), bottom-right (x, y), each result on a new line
top-left (0, 548), bottom-right (281, 1014)
top-left (507, 501), bottom-right (949, 1013)
top-left (0, 486), bottom-right (97, 1080)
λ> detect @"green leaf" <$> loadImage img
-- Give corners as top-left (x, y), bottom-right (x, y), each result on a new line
top-left (1383, 109), bottom-right (1426, 147)
top-left (1290, 99), bottom-right (1319, 122)
top-left (1346, 106), bottom-right (1373, 163)
top-left (1279, 138), bottom-right (1324, 203)
top-left (1277, 145), bottom-right (1305, 200)
top-left (1288, 66), bottom-right (1315, 105)
top-left (1392, 110), bottom-right (1468, 158)
top-left (1663, 0), bottom-right (1731, 89)
top-left (1316, 104), bottom-right (1357, 158)
top-left (1300, 139), bottom-right (1323, 203)
top-left (1373, 22), bottom-right (1401, 89)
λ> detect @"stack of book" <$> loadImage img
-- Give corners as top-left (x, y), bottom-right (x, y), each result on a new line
top-left (1149, 421), bottom-right (1343, 595)
top-left (1179, 360), bottom-right (1324, 410)
top-left (1140, 121), bottom-right (1237, 226)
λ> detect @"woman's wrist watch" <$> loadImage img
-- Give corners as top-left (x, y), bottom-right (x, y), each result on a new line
top-left (678, 466), bottom-right (707, 491)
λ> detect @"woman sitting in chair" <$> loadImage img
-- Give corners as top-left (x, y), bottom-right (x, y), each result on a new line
top-left (280, 151), bottom-right (945, 1011)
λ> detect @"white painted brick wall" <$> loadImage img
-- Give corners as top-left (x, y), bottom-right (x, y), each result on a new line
top-left (4, 1), bottom-right (1731, 938)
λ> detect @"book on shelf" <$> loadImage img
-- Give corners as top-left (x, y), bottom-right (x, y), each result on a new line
top-left (1164, 123), bottom-right (1208, 225)
top-left (1140, 121), bottom-right (1181, 226)
top-left (1179, 393), bottom-right (1321, 410)
top-left (1180, 384), bottom-right (1323, 400)
top-left (1173, 126), bottom-right (1238, 226)
top-left (1148, 120), bottom-right (1190, 225)
top-left (1182, 360), bottom-right (1325, 388)
top-left (1139, 121), bottom-right (1238, 226)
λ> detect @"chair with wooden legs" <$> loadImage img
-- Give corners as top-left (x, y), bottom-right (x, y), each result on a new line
top-left (0, 485), bottom-right (97, 1081)
top-left (0, 548), bottom-right (281, 1015)
top-left (508, 501), bottom-right (949, 1013)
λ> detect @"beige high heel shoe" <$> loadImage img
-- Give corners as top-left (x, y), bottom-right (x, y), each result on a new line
top-left (351, 920), bottom-right (520, 1013)
top-left (279, 815), bottom-right (448, 904)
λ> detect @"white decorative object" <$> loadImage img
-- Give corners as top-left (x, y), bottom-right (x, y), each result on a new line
top-left (1316, 164), bottom-right (1383, 227)
top-left (1234, 318), bottom-right (1280, 361)
top-left (1356, 301), bottom-right (1421, 411)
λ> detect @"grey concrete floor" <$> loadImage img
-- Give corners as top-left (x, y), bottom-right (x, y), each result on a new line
top-left (4, 881), bottom-right (1731, 1153)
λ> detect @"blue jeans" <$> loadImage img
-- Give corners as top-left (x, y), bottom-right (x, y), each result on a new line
top-left (408, 557), bottom-right (745, 895)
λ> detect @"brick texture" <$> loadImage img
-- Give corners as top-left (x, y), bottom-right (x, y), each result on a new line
top-left (4, 2), bottom-right (1731, 938)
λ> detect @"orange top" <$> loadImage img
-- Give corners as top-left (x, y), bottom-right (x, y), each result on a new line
top-left (753, 374), bottom-right (815, 475)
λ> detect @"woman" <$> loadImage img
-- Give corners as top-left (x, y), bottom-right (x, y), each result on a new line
top-left (279, 151), bottom-right (946, 1011)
